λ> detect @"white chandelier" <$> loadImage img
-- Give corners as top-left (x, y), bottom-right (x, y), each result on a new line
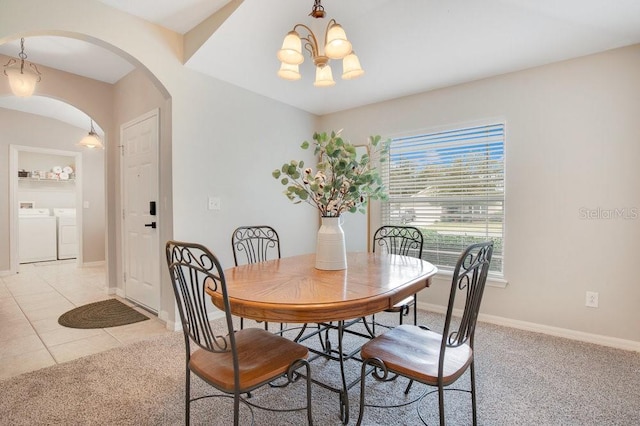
top-left (277, 0), bottom-right (364, 87)
top-left (3, 38), bottom-right (42, 98)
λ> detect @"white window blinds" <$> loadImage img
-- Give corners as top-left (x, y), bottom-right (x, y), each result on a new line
top-left (382, 123), bottom-right (504, 275)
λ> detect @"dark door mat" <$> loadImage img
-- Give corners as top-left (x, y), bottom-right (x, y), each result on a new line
top-left (58, 299), bottom-right (150, 329)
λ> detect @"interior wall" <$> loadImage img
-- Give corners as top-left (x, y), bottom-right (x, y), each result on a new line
top-left (169, 67), bottom-right (319, 266)
top-left (3, 1), bottom-right (638, 340)
top-left (0, 107), bottom-right (106, 269)
top-left (0, 0), bottom-right (319, 327)
top-left (319, 45), bottom-right (640, 344)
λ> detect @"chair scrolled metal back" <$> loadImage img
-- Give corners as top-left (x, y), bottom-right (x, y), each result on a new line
top-left (231, 225), bottom-right (282, 331)
top-left (356, 240), bottom-right (494, 426)
top-left (372, 225), bottom-right (424, 258)
top-left (166, 240), bottom-right (313, 426)
top-left (231, 225), bottom-right (281, 266)
top-left (371, 225), bottom-right (424, 332)
top-left (445, 241), bottom-right (494, 350)
top-left (166, 240), bottom-right (231, 353)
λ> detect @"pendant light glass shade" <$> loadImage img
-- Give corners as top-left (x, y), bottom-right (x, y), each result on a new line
top-left (341, 51), bottom-right (364, 80)
top-left (314, 65), bottom-right (336, 87)
top-left (324, 23), bottom-right (352, 59)
top-left (4, 64), bottom-right (39, 97)
top-left (78, 133), bottom-right (103, 149)
top-left (277, 31), bottom-right (304, 65)
top-left (277, 62), bottom-right (302, 80)
top-left (78, 120), bottom-right (104, 149)
top-left (3, 38), bottom-right (42, 98)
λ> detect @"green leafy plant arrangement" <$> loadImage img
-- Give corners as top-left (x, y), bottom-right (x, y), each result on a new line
top-left (272, 130), bottom-right (389, 217)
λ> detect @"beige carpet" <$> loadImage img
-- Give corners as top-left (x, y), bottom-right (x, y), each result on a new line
top-left (1, 311), bottom-right (639, 425)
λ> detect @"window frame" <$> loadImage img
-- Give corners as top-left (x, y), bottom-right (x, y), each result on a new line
top-left (381, 120), bottom-right (506, 282)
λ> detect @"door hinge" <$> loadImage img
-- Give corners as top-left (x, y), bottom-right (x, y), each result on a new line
top-left (122, 209), bottom-right (125, 220)
top-left (123, 272), bottom-right (127, 282)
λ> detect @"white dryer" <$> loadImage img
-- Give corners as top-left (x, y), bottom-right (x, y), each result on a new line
top-left (53, 208), bottom-right (78, 260)
top-left (19, 208), bottom-right (57, 263)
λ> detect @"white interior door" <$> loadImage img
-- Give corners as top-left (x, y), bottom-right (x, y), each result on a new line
top-left (122, 110), bottom-right (160, 312)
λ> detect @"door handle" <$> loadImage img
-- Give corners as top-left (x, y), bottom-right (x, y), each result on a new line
top-left (144, 222), bottom-right (157, 229)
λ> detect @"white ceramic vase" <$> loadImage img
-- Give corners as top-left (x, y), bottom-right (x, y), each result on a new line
top-left (315, 216), bottom-right (347, 270)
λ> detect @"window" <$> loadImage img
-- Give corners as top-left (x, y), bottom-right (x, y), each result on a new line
top-left (382, 123), bottom-right (504, 276)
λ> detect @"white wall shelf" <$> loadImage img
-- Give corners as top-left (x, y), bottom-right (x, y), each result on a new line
top-left (18, 177), bottom-right (76, 183)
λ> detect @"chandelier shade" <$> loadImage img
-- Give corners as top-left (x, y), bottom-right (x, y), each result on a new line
top-left (3, 38), bottom-right (42, 98)
top-left (277, 31), bottom-right (304, 65)
top-left (4, 65), bottom-right (40, 97)
top-left (341, 51), bottom-right (365, 80)
top-left (278, 62), bottom-right (302, 81)
top-left (324, 24), bottom-right (352, 59)
top-left (276, 0), bottom-right (363, 87)
top-left (314, 64), bottom-right (335, 87)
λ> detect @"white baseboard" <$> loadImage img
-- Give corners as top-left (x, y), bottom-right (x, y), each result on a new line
top-left (419, 302), bottom-right (640, 353)
top-left (159, 310), bottom-right (181, 331)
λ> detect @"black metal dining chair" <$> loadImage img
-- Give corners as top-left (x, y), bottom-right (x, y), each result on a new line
top-left (356, 241), bottom-right (494, 426)
top-left (371, 225), bottom-right (424, 333)
top-left (231, 226), bottom-right (281, 330)
top-left (231, 225), bottom-right (281, 266)
top-left (166, 240), bottom-right (313, 425)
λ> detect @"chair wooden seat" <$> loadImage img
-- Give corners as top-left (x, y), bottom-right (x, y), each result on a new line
top-left (190, 327), bottom-right (308, 392)
top-left (357, 241), bottom-right (494, 426)
top-left (360, 324), bottom-right (472, 385)
top-left (166, 240), bottom-right (313, 425)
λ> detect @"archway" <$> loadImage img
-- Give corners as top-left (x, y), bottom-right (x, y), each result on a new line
top-left (0, 32), bottom-right (173, 325)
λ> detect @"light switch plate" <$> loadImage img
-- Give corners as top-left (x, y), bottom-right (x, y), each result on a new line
top-left (208, 196), bottom-right (221, 210)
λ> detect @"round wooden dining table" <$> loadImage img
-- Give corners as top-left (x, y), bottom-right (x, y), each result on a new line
top-left (207, 251), bottom-right (437, 325)
top-left (206, 251), bottom-right (437, 424)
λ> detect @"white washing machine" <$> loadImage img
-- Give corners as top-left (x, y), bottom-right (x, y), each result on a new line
top-left (53, 208), bottom-right (78, 260)
top-left (19, 208), bottom-right (57, 263)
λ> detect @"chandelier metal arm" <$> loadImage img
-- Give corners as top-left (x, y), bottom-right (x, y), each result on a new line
top-left (2, 58), bottom-right (17, 77)
top-left (28, 63), bottom-right (42, 82)
top-left (293, 20), bottom-right (338, 67)
top-left (293, 23), bottom-right (320, 59)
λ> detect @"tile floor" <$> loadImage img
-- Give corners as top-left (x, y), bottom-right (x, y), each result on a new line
top-left (0, 260), bottom-right (171, 380)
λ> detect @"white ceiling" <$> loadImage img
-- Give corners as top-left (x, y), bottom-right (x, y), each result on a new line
top-left (1, 0), bottom-right (639, 126)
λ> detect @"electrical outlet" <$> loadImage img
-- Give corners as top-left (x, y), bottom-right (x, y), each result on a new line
top-left (585, 291), bottom-right (599, 308)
